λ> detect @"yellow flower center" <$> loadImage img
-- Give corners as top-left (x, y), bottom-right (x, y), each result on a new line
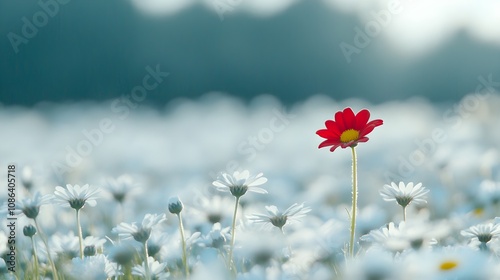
top-left (439, 260), bottom-right (458, 271)
top-left (340, 129), bottom-right (360, 143)
top-left (473, 207), bottom-right (484, 216)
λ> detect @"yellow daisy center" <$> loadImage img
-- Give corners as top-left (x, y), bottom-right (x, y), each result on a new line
top-left (439, 260), bottom-right (458, 271)
top-left (473, 207), bottom-right (484, 216)
top-left (340, 129), bottom-right (360, 143)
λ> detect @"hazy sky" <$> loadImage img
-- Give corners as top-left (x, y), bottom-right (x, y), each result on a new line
top-left (1, 0), bottom-right (500, 106)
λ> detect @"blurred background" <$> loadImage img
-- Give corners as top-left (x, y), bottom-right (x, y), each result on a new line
top-left (1, 0), bottom-right (500, 198)
top-left (2, 4), bottom-right (500, 269)
top-left (2, 0), bottom-right (500, 106)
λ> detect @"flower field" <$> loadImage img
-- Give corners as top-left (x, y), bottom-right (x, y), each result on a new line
top-left (2, 91), bottom-right (500, 279)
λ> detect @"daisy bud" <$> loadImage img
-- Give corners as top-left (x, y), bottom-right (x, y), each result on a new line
top-left (23, 224), bottom-right (37, 237)
top-left (84, 245), bottom-right (96, 257)
top-left (168, 196), bottom-right (183, 214)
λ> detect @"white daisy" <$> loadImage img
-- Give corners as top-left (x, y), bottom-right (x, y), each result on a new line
top-left (16, 191), bottom-right (51, 219)
top-left (132, 257), bottom-right (169, 280)
top-left (147, 231), bottom-right (170, 258)
top-left (360, 222), bottom-right (408, 252)
top-left (212, 170), bottom-right (268, 198)
top-left (191, 194), bottom-right (235, 227)
top-left (461, 223), bottom-right (500, 244)
top-left (51, 231), bottom-right (80, 259)
top-left (199, 222), bottom-right (231, 249)
top-left (103, 174), bottom-right (138, 204)
top-left (112, 213), bottom-right (166, 243)
top-left (53, 184), bottom-right (100, 210)
top-left (248, 203), bottom-right (311, 231)
top-left (380, 182), bottom-right (429, 208)
top-left (403, 247), bottom-right (490, 280)
top-left (362, 220), bottom-right (449, 252)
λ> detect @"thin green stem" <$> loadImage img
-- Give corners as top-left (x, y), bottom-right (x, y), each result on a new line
top-left (76, 209), bottom-right (84, 259)
top-left (403, 206), bottom-right (407, 222)
top-left (177, 213), bottom-right (189, 278)
top-left (280, 227), bottom-right (292, 258)
top-left (34, 218), bottom-right (58, 280)
top-left (349, 146), bottom-right (358, 257)
top-left (124, 263), bottom-right (133, 280)
top-left (30, 236), bottom-right (39, 279)
top-left (143, 241), bottom-right (151, 280)
top-left (228, 196), bottom-right (240, 273)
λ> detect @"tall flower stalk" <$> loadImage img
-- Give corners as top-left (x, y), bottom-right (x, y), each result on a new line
top-left (34, 218), bottom-right (58, 280)
top-left (24, 225), bottom-right (39, 278)
top-left (228, 196), bottom-right (240, 270)
top-left (17, 192), bottom-right (59, 279)
top-left (75, 209), bottom-right (84, 258)
top-left (112, 213), bottom-right (166, 280)
top-left (168, 196), bottom-right (189, 278)
top-left (349, 146), bottom-right (358, 256)
top-left (53, 184), bottom-right (100, 259)
top-left (143, 242), bottom-right (151, 279)
top-left (316, 107), bottom-right (383, 257)
top-left (212, 170), bottom-right (268, 273)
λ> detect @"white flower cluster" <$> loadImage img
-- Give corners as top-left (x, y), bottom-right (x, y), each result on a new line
top-left (2, 93), bottom-right (500, 279)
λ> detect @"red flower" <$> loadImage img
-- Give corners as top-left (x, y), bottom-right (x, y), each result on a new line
top-left (316, 107), bottom-right (383, 152)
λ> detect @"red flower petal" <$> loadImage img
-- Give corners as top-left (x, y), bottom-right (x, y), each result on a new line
top-left (367, 119), bottom-right (383, 127)
top-left (325, 120), bottom-right (341, 136)
top-left (329, 144), bottom-right (341, 152)
top-left (359, 119), bottom-right (383, 137)
top-left (357, 137), bottom-right (369, 143)
top-left (316, 129), bottom-right (338, 139)
top-left (318, 139), bottom-right (341, 149)
top-left (317, 107), bottom-right (383, 152)
top-left (334, 111), bottom-right (346, 131)
top-left (355, 109), bottom-right (370, 131)
top-left (343, 108), bottom-right (356, 129)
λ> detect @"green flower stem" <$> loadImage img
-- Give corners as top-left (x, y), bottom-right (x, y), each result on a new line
top-left (228, 196), bottom-right (240, 273)
top-left (403, 206), bottom-right (407, 222)
top-left (144, 241), bottom-right (151, 280)
top-left (124, 263), bottom-right (133, 280)
top-left (76, 209), bottom-right (84, 259)
top-left (280, 227), bottom-right (292, 257)
top-left (349, 146), bottom-right (358, 257)
top-left (177, 213), bottom-right (189, 278)
top-left (30, 236), bottom-right (39, 278)
top-left (34, 218), bottom-right (58, 280)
